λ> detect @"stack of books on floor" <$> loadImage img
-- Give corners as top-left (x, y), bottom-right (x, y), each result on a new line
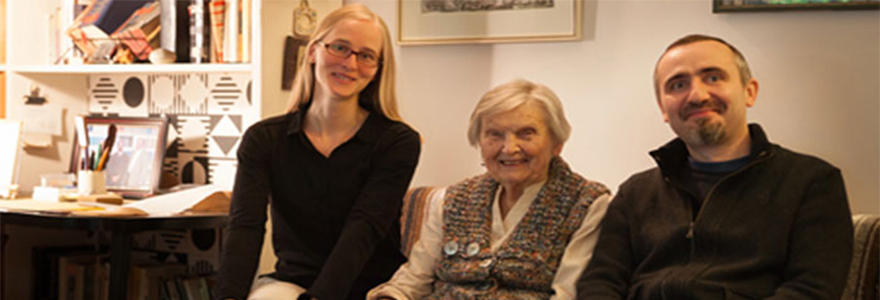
top-left (32, 246), bottom-right (216, 300)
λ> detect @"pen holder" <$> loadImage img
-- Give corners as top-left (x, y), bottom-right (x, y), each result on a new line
top-left (77, 170), bottom-right (107, 196)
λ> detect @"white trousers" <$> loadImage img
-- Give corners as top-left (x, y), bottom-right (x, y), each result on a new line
top-left (247, 275), bottom-right (307, 300)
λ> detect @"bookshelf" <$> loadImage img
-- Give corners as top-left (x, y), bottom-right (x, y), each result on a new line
top-left (1, 0), bottom-right (261, 299)
top-left (0, 0), bottom-right (5, 119)
top-left (10, 63), bottom-right (254, 74)
top-left (3, 0), bottom-right (262, 196)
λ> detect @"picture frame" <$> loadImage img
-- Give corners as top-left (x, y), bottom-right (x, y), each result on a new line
top-left (398, 0), bottom-right (582, 45)
top-left (713, 0), bottom-right (879, 12)
top-left (70, 116), bottom-right (169, 199)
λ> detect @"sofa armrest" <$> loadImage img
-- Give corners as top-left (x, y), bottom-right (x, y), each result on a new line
top-left (841, 214), bottom-right (879, 300)
top-left (400, 186), bottom-right (440, 257)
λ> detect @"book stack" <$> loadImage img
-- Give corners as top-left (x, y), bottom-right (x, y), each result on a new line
top-left (62, 0), bottom-right (250, 64)
top-left (189, 0), bottom-right (208, 63)
top-left (33, 246), bottom-right (218, 300)
top-left (110, 1), bottom-right (161, 61)
top-left (32, 246), bottom-right (110, 300)
top-left (205, 0), bottom-right (251, 63)
top-left (66, 0), bottom-right (152, 62)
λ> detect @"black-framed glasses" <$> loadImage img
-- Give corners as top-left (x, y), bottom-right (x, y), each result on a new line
top-left (318, 41), bottom-right (381, 67)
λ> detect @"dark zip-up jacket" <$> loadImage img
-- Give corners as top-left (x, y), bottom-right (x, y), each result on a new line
top-left (577, 124), bottom-right (852, 300)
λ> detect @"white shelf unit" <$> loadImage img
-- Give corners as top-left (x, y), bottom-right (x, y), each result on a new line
top-left (10, 63), bottom-right (255, 74)
top-left (3, 0), bottom-right (263, 197)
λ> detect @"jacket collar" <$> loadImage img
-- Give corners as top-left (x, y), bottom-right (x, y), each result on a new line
top-left (650, 123), bottom-right (772, 175)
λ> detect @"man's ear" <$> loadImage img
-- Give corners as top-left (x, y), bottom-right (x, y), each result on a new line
top-left (654, 78), bottom-right (670, 123)
top-left (657, 99), bottom-right (670, 123)
top-left (744, 78), bottom-right (759, 107)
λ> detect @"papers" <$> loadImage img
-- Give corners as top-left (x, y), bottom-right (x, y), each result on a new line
top-left (0, 200), bottom-right (101, 214)
top-left (123, 184), bottom-right (224, 216)
top-left (0, 184), bottom-right (229, 217)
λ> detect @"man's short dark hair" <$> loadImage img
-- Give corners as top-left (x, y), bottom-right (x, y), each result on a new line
top-left (653, 34), bottom-right (753, 100)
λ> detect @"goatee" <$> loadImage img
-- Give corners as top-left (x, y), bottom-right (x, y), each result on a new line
top-left (679, 99), bottom-right (727, 146)
top-left (696, 118), bottom-right (726, 145)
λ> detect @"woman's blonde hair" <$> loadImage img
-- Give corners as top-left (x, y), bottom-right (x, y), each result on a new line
top-left (285, 4), bottom-right (401, 121)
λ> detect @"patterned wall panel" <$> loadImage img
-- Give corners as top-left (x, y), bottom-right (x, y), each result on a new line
top-left (132, 228), bottom-right (222, 275)
top-left (88, 75), bottom-right (151, 116)
top-left (88, 73), bottom-right (252, 187)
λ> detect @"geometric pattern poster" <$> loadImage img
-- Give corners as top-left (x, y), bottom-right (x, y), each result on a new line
top-left (88, 72), bottom-right (254, 189)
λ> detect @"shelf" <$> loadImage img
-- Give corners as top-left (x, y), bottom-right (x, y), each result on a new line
top-left (9, 63), bottom-right (253, 74)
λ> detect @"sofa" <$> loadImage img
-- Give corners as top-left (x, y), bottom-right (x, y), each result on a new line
top-left (399, 186), bottom-right (879, 300)
top-left (842, 214), bottom-right (879, 300)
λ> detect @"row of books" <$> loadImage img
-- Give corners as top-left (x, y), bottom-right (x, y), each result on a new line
top-left (32, 246), bottom-right (216, 300)
top-left (202, 0), bottom-right (252, 63)
top-left (130, 264), bottom-right (214, 300)
top-left (50, 0), bottom-right (251, 64)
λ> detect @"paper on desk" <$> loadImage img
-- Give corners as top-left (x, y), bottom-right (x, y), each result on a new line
top-left (123, 184), bottom-right (224, 216)
top-left (0, 199), bottom-right (99, 213)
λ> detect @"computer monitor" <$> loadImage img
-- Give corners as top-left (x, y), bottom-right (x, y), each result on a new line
top-left (70, 116), bottom-right (169, 199)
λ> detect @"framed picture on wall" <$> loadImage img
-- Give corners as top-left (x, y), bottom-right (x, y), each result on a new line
top-left (713, 0), bottom-right (879, 12)
top-left (398, 0), bottom-right (582, 45)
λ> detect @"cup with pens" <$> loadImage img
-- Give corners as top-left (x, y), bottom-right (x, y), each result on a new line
top-left (76, 117), bottom-right (116, 196)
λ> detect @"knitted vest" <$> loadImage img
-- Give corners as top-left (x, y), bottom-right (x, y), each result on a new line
top-left (424, 158), bottom-right (610, 300)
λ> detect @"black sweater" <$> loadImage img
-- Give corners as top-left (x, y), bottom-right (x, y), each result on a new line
top-left (216, 110), bottom-right (420, 300)
top-left (578, 124), bottom-right (853, 300)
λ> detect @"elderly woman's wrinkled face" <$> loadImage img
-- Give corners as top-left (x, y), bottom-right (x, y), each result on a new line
top-left (479, 101), bottom-right (562, 190)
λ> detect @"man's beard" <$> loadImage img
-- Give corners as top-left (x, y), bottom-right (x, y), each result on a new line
top-left (693, 117), bottom-right (726, 145)
top-left (679, 100), bottom-right (727, 146)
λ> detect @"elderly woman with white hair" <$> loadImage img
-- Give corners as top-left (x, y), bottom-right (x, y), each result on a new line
top-left (367, 79), bottom-right (612, 300)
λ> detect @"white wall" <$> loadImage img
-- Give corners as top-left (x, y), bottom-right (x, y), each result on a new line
top-left (347, 0), bottom-right (879, 214)
top-left (262, 0), bottom-right (344, 118)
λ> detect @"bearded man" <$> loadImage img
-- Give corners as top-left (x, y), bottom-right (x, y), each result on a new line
top-left (576, 34), bottom-right (853, 300)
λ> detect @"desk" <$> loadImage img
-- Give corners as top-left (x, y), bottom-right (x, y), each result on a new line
top-left (0, 209), bottom-right (227, 300)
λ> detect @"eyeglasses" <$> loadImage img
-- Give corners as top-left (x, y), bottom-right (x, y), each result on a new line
top-left (318, 41), bottom-right (381, 67)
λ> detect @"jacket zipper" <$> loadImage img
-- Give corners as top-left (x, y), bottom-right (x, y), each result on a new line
top-left (661, 150), bottom-right (771, 299)
top-left (690, 149), bottom-right (771, 249)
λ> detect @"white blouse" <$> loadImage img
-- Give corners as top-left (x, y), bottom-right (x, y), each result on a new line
top-left (367, 182), bottom-right (612, 300)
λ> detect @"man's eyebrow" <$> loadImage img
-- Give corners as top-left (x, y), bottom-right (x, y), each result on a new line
top-left (664, 73), bottom-right (688, 85)
top-left (697, 66), bottom-right (726, 75)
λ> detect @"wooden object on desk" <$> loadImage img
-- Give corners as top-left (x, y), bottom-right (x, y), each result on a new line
top-left (182, 190), bottom-right (231, 214)
top-left (77, 193), bottom-right (124, 205)
top-left (72, 205), bottom-right (148, 217)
